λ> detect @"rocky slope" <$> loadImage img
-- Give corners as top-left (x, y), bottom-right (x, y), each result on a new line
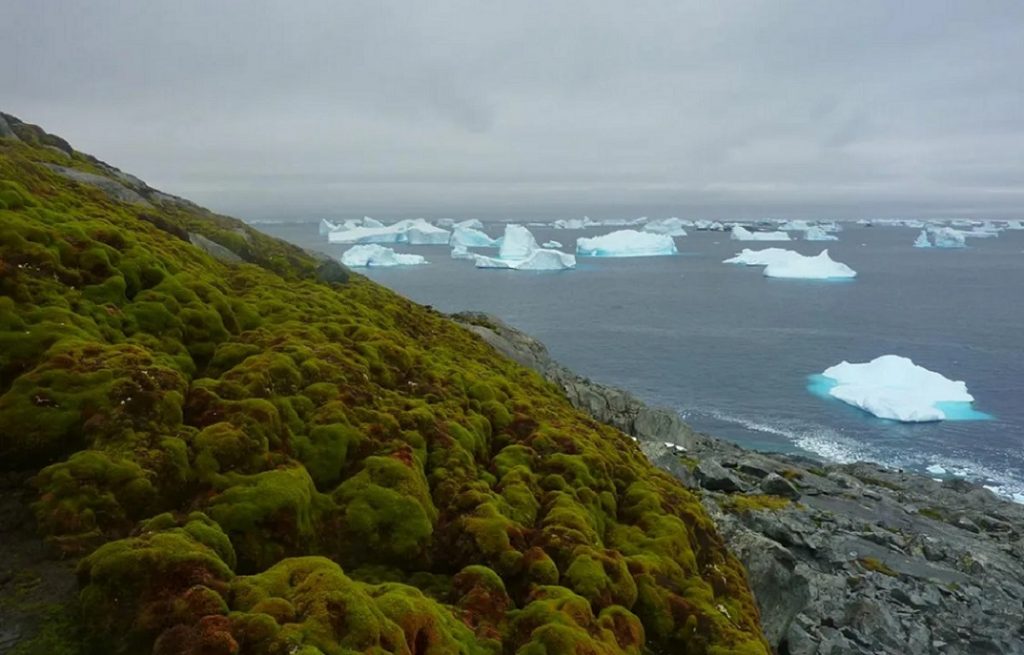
top-left (0, 114), bottom-right (767, 654)
top-left (457, 314), bottom-right (1024, 655)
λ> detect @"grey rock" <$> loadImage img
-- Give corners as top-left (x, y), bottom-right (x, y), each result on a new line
top-left (0, 113), bottom-right (16, 139)
top-left (695, 460), bottom-right (747, 492)
top-left (760, 472), bottom-right (800, 499)
top-left (44, 164), bottom-right (151, 206)
top-left (188, 232), bottom-right (243, 264)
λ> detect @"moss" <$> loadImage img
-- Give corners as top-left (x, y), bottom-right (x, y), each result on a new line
top-left (779, 469), bottom-right (803, 481)
top-left (918, 506), bottom-right (945, 521)
top-left (721, 494), bottom-right (792, 514)
top-left (857, 557), bottom-right (899, 577)
top-left (0, 125), bottom-right (768, 655)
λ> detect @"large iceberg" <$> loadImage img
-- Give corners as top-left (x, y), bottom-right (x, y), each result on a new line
top-left (731, 225), bottom-right (791, 241)
top-left (327, 218), bottom-right (451, 245)
top-left (804, 226), bottom-right (838, 241)
top-left (815, 355), bottom-right (979, 422)
top-left (643, 217), bottom-right (689, 237)
top-left (763, 249), bottom-right (856, 279)
top-left (340, 245), bottom-right (427, 267)
top-left (472, 225), bottom-right (575, 270)
top-left (450, 225), bottom-right (499, 248)
top-left (725, 248), bottom-right (855, 279)
top-left (576, 230), bottom-right (677, 257)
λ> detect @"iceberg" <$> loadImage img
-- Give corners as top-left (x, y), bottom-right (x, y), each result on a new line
top-left (778, 219), bottom-right (812, 231)
top-left (450, 245), bottom-right (475, 260)
top-left (694, 219), bottom-right (727, 231)
top-left (454, 218), bottom-right (485, 231)
top-left (542, 240), bottom-right (563, 248)
top-left (327, 218), bottom-right (451, 245)
top-left (643, 217), bottom-right (689, 237)
top-left (552, 217), bottom-right (596, 230)
top-left (731, 225), bottom-right (791, 241)
top-left (576, 230), bottom-right (678, 257)
top-left (913, 230), bottom-right (932, 248)
top-left (816, 355), bottom-right (979, 422)
top-left (435, 218), bottom-right (456, 229)
top-left (319, 219), bottom-right (340, 235)
top-left (723, 248), bottom-right (800, 267)
top-left (450, 225), bottom-right (499, 248)
top-left (804, 226), bottom-right (838, 241)
top-left (340, 245), bottom-right (427, 267)
top-left (928, 227), bottom-right (966, 248)
top-left (762, 249), bottom-right (856, 279)
top-left (471, 224), bottom-right (576, 270)
top-left (361, 216), bottom-right (385, 228)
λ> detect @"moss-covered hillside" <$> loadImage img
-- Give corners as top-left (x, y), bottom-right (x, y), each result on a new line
top-left (0, 113), bottom-right (768, 654)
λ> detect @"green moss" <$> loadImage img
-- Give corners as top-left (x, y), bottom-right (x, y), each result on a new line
top-left (0, 125), bottom-right (768, 655)
top-left (721, 494), bottom-right (792, 514)
top-left (857, 557), bottom-right (899, 577)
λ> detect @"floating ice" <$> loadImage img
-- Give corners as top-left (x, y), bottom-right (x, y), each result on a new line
top-left (804, 226), bottom-right (838, 241)
top-left (643, 217), bottom-right (689, 237)
top-left (922, 227), bottom-right (967, 248)
top-left (542, 240), bottom-right (563, 248)
top-left (340, 245), bottom-right (427, 267)
top-left (471, 225), bottom-right (576, 270)
top-left (327, 218), bottom-right (451, 245)
top-left (926, 464), bottom-right (947, 475)
top-left (813, 355), bottom-right (985, 422)
top-left (694, 219), bottom-right (727, 231)
top-left (576, 230), bottom-right (677, 257)
top-left (778, 219), bottom-right (812, 231)
top-left (552, 217), bottom-right (595, 230)
top-left (450, 245), bottom-right (475, 260)
top-left (725, 248), bottom-right (855, 278)
top-left (730, 226), bottom-right (791, 241)
top-left (913, 230), bottom-right (932, 248)
top-left (723, 248), bottom-right (797, 267)
top-left (450, 225), bottom-right (499, 248)
top-left (319, 219), bottom-right (340, 235)
top-left (762, 249), bottom-right (856, 279)
top-left (454, 218), bottom-right (485, 231)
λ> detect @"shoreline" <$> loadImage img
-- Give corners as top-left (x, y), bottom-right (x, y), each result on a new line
top-left (455, 311), bottom-right (1024, 654)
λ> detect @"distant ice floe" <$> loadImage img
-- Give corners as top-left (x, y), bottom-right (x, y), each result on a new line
top-left (811, 355), bottom-right (988, 423)
top-left (576, 229), bottom-right (678, 257)
top-left (914, 227), bottom-right (966, 248)
top-left (643, 217), bottom-right (689, 237)
top-left (327, 218), bottom-right (451, 245)
top-left (730, 225), bottom-right (791, 241)
top-left (552, 216), bottom-right (648, 229)
top-left (804, 226), bottom-right (838, 242)
top-left (724, 248), bottom-right (855, 279)
top-left (694, 219), bottom-right (727, 231)
top-left (340, 244), bottom-right (427, 267)
top-left (473, 225), bottom-right (575, 270)
top-left (542, 240), bottom-right (563, 248)
top-left (450, 245), bottom-right (475, 260)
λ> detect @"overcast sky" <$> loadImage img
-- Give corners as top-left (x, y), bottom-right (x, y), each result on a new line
top-left (3, 1), bottom-right (1023, 220)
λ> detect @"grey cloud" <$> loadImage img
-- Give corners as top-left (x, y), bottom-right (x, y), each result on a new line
top-left (1, 0), bottom-right (1022, 220)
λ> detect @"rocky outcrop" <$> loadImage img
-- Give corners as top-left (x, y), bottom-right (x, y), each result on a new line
top-left (461, 313), bottom-right (1024, 655)
top-left (44, 163), bottom-right (151, 205)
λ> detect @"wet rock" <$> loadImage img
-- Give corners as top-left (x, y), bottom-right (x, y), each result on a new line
top-left (760, 472), bottom-right (800, 499)
top-left (695, 460), bottom-right (747, 492)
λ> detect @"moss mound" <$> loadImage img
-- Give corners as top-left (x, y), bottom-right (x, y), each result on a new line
top-left (0, 117), bottom-right (768, 653)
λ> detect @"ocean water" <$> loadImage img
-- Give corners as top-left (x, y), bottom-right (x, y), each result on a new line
top-left (260, 221), bottom-right (1024, 501)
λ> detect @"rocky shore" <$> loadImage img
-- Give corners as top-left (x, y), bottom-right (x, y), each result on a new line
top-left (456, 312), bottom-right (1024, 655)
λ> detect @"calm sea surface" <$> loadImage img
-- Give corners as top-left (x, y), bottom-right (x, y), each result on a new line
top-left (260, 220), bottom-right (1024, 501)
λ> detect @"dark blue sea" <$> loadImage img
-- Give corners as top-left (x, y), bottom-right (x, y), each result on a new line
top-left (260, 220), bottom-right (1024, 502)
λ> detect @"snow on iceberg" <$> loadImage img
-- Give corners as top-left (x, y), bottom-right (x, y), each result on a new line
top-left (814, 355), bottom-right (985, 422)
top-left (804, 226), bottom-right (838, 241)
top-left (643, 217), bottom-right (689, 237)
top-left (576, 230), bottom-right (677, 257)
top-left (340, 245), bottom-right (427, 267)
top-left (731, 225), bottom-right (791, 241)
top-left (450, 225), bottom-right (499, 248)
top-left (762, 249), bottom-right (856, 279)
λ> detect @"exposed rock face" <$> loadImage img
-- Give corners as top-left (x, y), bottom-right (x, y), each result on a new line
top-left (188, 232), bottom-right (244, 263)
top-left (461, 313), bottom-right (1024, 655)
top-left (45, 163), bottom-right (152, 205)
top-left (0, 114), bottom-right (16, 139)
